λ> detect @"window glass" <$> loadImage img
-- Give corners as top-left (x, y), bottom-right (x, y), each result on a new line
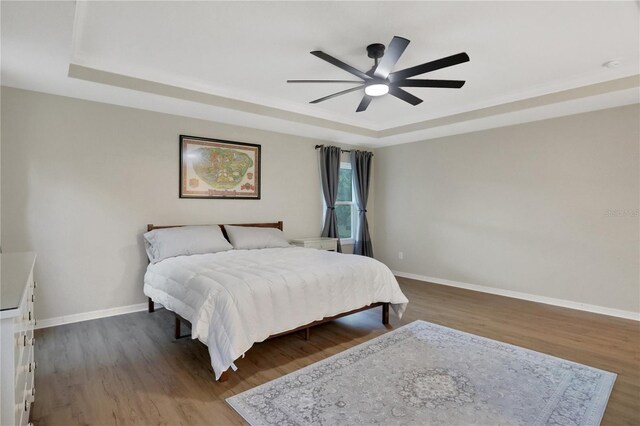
top-left (335, 204), bottom-right (352, 239)
top-left (337, 168), bottom-right (352, 202)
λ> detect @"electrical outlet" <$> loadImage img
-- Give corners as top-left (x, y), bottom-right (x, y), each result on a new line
top-left (398, 251), bottom-right (404, 260)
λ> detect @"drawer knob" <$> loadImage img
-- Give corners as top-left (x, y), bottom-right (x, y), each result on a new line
top-left (31, 294), bottom-right (35, 302)
top-left (20, 336), bottom-right (35, 346)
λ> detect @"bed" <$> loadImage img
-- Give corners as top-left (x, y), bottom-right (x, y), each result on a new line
top-left (143, 221), bottom-right (409, 382)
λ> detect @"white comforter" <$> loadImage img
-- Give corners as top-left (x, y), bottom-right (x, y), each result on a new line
top-left (143, 247), bottom-right (408, 379)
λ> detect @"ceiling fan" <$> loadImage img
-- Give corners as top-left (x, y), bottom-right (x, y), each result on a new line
top-left (287, 36), bottom-right (469, 112)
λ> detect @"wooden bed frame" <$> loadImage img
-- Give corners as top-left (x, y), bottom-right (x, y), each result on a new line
top-left (145, 221), bottom-right (390, 382)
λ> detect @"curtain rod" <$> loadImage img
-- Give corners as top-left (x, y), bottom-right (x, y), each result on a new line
top-left (314, 145), bottom-right (373, 156)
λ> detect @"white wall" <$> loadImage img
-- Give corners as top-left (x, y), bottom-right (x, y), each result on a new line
top-left (375, 105), bottom-right (639, 315)
top-left (1, 87), bottom-right (371, 321)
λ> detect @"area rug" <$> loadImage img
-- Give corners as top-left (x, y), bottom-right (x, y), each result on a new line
top-left (227, 320), bottom-right (616, 425)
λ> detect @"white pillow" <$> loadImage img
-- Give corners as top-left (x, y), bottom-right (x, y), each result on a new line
top-left (144, 225), bottom-right (233, 263)
top-left (224, 225), bottom-right (290, 250)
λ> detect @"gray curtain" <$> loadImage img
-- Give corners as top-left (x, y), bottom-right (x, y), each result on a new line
top-left (319, 145), bottom-right (342, 252)
top-left (351, 150), bottom-right (374, 257)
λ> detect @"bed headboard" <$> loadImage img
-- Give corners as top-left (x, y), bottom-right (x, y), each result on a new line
top-left (146, 221), bottom-right (283, 241)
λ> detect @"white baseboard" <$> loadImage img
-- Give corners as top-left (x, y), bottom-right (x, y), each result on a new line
top-left (392, 270), bottom-right (640, 321)
top-left (35, 302), bottom-right (161, 330)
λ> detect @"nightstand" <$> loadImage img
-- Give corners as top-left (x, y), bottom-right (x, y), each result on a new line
top-left (290, 237), bottom-right (338, 251)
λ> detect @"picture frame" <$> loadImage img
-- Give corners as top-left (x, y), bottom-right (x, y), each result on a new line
top-left (179, 135), bottom-right (261, 199)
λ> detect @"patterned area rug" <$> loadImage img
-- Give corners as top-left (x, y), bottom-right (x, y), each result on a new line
top-left (227, 321), bottom-right (616, 425)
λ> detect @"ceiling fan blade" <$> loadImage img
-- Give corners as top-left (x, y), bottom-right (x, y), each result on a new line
top-left (309, 85), bottom-right (364, 104)
top-left (389, 52), bottom-right (470, 82)
top-left (373, 36), bottom-right (410, 79)
top-left (388, 86), bottom-right (423, 106)
top-left (287, 79), bottom-right (363, 84)
top-left (394, 79), bottom-right (466, 88)
top-left (356, 95), bottom-right (373, 112)
top-left (310, 51), bottom-right (371, 81)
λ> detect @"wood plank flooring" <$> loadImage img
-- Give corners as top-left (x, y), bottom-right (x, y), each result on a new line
top-left (31, 278), bottom-right (639, 425)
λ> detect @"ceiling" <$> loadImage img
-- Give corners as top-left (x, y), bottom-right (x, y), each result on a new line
top-left (2, 1), bottom-right (639, 147)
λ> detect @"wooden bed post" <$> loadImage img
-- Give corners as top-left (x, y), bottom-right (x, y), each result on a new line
top-left (219, 371), bottom-right (230, 383)
top-left (146, 224), bottom-right (154, 314)
top-left (173, 314), bottom-right (192, 339)
top-left (174, 317), bottom-right (181, 339)
top-left (382, 303), bottom-right (390, 325)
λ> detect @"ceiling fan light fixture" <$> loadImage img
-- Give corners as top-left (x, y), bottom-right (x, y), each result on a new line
top-left (364, 83), bottom-right (389, 97)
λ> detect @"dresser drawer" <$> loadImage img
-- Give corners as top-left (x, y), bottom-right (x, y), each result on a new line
top-left (14, 329), bottom-right (34, 371)
top-left (14, 345), bottom-right (33, 400)
top-left (318, 239), bottom-right (338, 250)
top-left (16, 386), bottom-right (33, 426)
top-left (14, 379), bottom-right (28, 426)
top-left (304, 240), bottom-right (324, 249)
top-left (23, 284), bottom-right (34, 311)
top-left (16, 285), bottom-right (34, 327)
top-left (304, 240), bottom-right (338, 250)
top-left (15, 357), bottom-right (35, 389)
top-left (18, 343), bottom-right (34, 378)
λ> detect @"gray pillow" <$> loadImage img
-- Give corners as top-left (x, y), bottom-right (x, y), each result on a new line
top-left (224, 225), bottom-right (290, 250)
top-left (144, 225), bottom-right (233, 263)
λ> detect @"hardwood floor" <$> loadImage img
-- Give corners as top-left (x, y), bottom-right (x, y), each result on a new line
top-left (32, 277), bottom-right (639, 425)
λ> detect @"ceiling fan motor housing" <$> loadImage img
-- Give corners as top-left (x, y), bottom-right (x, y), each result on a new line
top-left (367, 43), bottom-right (386, 60)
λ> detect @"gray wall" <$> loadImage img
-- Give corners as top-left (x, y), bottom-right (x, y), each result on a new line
top-left (374, 105), bottom-right (639, 314)
top-left (1, 87), bottom-right (369, 320)
top-left (3, 85), bottom-right (637, 320)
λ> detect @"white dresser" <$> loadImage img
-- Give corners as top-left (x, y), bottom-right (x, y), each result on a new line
top-left (290, 237), bottom-right (338, 251)
top-left (1, 252), bottom-right (37, 426)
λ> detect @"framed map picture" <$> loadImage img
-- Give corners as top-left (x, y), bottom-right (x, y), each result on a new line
top-left (180, 135), bottom-right (261, 199)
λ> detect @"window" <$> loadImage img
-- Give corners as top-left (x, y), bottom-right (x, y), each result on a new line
top-left (335, 163), bottom-right (356, 243)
